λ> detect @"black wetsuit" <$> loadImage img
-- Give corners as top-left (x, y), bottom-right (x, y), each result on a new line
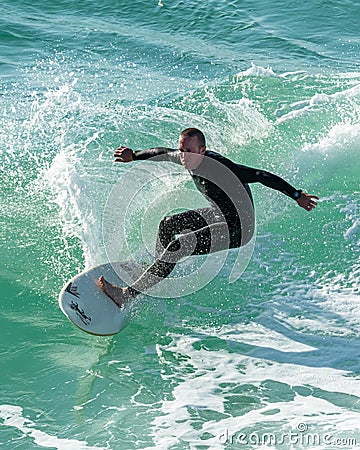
top-left (131, 147), bottom-right (301, 281)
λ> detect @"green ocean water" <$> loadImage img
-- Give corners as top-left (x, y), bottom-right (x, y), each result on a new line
top-left (1, 0), bottom-right (360, 449)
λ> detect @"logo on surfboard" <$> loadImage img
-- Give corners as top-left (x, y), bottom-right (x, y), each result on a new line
top-left (69, 300), bottom-right (92, 326)
top-left (65, 282), bottom-right (92, 326)
top-left (65, 282), bottom-right (80, 298)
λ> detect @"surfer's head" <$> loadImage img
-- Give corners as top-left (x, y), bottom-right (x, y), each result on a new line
top-left (178, 128), bottom-right (206, 170)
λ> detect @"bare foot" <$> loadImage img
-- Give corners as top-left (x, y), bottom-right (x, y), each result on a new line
top-left (96, 276), bottom-right (127, 308)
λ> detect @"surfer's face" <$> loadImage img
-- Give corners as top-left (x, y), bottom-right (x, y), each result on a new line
top-left (178, 136), bottom-right (206, 170)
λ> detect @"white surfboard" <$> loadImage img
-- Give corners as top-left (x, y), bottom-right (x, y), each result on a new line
top-left (58, 261), bottom-right (142, 336)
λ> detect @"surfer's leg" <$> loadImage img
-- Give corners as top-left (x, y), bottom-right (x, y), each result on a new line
top-left (155, 208), bottom-right (217, 258)
top-left (125, 220), bottom-right (232, 296)
top-left (97, 208), bottom-right (216, 308)
top-left (98, 208), bottom-right (241, 305)
top-left (96, 276), bottom-right (128, 308)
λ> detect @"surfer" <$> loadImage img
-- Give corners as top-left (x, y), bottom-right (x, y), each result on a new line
top-left (97, 128), bottom-right (318, 307)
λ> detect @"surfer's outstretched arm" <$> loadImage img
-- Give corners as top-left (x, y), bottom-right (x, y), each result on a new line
top-left (113, 146), bottom-right (134, 163)
top-left (295, 192), bottom-right (319, 211)
top-left (113, 146), bottom-right (180, 164)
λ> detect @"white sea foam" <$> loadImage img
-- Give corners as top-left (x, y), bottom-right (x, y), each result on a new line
top-left (144, 245), bottom-right (360, 449)
top-left (147, 328), bottom-right (360, 449)
top-left (237, 63), bottom-right (279, 78)
top-left (276, 80), bottom-right (360, 124)
top-left (42, 145), bottom-right (103, 267)
top-left (0, 405), bottom-right (105, 450)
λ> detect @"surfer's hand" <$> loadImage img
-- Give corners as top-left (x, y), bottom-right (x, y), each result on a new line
top-left (114, 146), bottom-right (134, 163)
top-left (296, 192), bottom-right (319, 211)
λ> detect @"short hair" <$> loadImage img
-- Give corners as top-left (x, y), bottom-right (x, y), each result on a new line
top-left (180, 128), bottom-right (206, 147)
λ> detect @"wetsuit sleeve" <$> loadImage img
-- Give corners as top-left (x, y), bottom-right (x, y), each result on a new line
top-left (133, 147), bottom-right (181, 164)
top-left (234, 164), bottom-right (301, 200)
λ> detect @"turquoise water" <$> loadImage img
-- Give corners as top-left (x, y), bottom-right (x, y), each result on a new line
top-left (1, 0), bottom-right (360, 448)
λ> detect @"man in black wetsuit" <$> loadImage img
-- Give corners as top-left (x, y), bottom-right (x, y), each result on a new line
top-left (97, 128), bottom-right (318, 307)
